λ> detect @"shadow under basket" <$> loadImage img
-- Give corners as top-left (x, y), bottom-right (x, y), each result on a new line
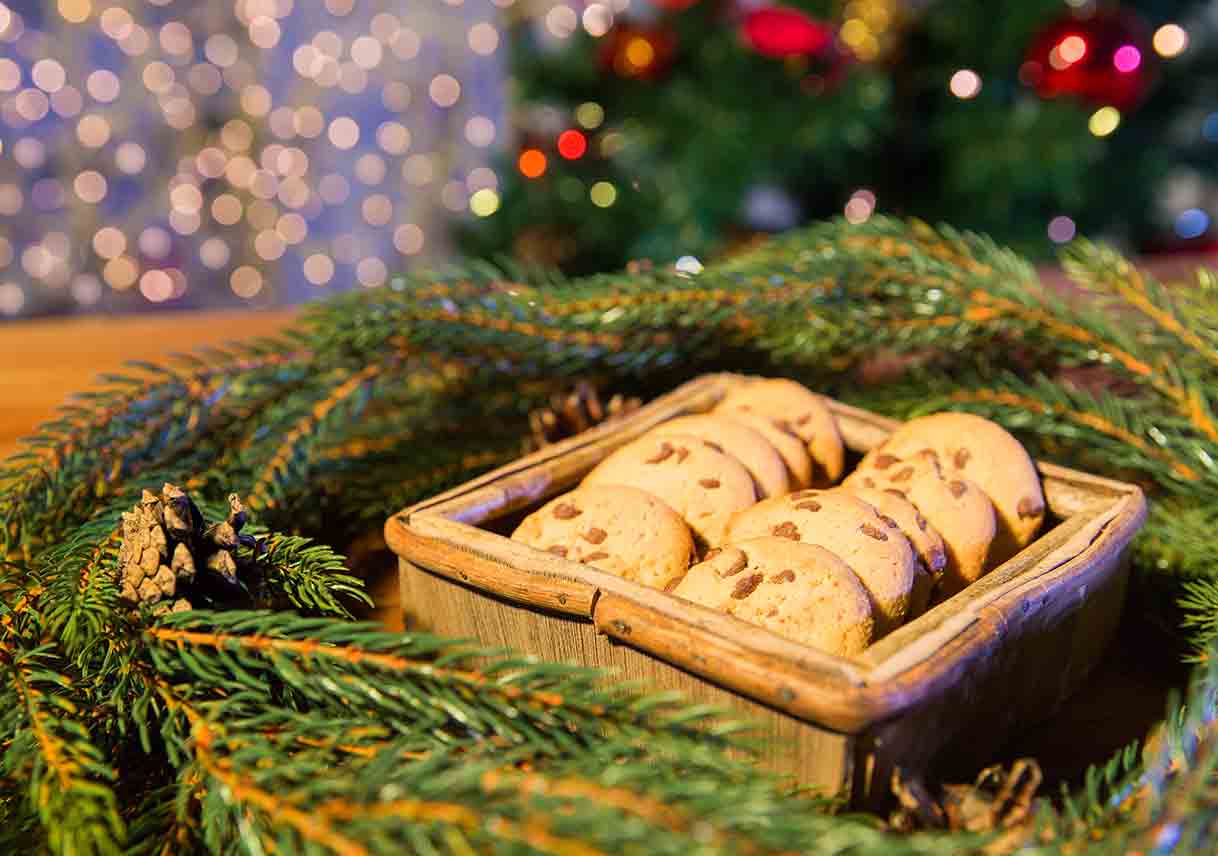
top-left (384, 373), bottom-right (1147, 809)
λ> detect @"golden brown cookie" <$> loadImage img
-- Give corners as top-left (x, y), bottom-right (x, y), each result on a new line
top-left (673, 537), bottom-right (874, 656)
top-left (724, 488), bottom-right (916, 635)
top-left (649, 414), bottom-right (789, 499)
top-left (873, 412), bottom-right (1044, 563)
top-left (847, 449), bottom-right (996, 597)
top-left (583, 434), bottom-right (756, 550)
top-left (714, 378), bottom-right (845, 486)
top-left (512, 485), bottom-right (695, 590)
top-left (846, 486), bottom-right (945, 621)
top-left (716, 411), bottom-right (814, 489)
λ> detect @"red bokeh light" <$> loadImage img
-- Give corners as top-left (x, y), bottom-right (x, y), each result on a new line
top-left (557, 129), bottom-right (588, 160)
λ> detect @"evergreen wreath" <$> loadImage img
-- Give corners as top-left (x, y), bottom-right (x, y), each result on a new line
top-left (3, 217), bottom-right (1218, 853)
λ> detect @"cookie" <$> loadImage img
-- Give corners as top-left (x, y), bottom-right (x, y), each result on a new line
top-left (714, 379), bottom-right (845, 486)
top-left (648, 414), bottom-right (789, 499)
top-left (583, 434), bottom-right (757, 550)
top-left (847, 449), bottom-right (996, 597)
top-left (845, 487), bottom-right (945, 621)
top-left (717, 411), bottom-right (814, 489)
top-left (872, 412), bottom-right (1044, 563)
top-left (512, 485), bottom-right (695, 590)
top-left (673, 537), bottom-right (874, 656)
top-left (724, 488), bottom-right (917, 635)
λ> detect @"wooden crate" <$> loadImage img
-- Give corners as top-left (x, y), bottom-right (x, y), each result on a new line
top-left (385, 374), bottom-right (1146, 807)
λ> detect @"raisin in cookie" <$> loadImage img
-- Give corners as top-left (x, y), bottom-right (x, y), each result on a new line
top-left (512, 485), bottom-right (695, 590)
top-left (725, 488), bottom-right (916, 635)
top-left (648, 414), bottom-right (789, 499)
top-left (583, 434), bottom-right (756, 550)
top-left (716, 411), bottom-right (814, 489)
top-left (845, 486), bottom-right (945, 620)
top-left (872, 412), bottom-right (1044, 563)
top-left (714, 378), bottom-right (845, 486)
top-left (847, 449), bottom-right (996, 597)
top-left (673, 537), bottom-right (874, 656)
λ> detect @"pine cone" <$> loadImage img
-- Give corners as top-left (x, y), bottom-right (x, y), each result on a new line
top-left (118, 488), bottom-right (189, 606)
top-left (527, 381), bottom-right (642, 450)
top-left (117, 484), bottom-right (255, 611)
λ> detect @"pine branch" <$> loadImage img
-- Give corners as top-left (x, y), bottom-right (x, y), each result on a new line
top-left (142, 610), bottom-right (744, 757)
top-left (244, 535), bottom-right (370, 618)
top-left (0, 347), bottom-right (313, 557)
top-left (3, 651), bottom-right (125, 855)
top-left (171, 689), bottom-right (952, 855)
top-left (39, 514), bottom-right (124, 660)
top-left (245, 362), bottom-right (393, 514)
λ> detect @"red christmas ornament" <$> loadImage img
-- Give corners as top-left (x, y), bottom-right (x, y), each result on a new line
top-left (741, 6), bottom-right (834, 59)
top-left (1021, 10), bottom-right (1154, 109)
top-left (599, 23), bottom-right (677, 81)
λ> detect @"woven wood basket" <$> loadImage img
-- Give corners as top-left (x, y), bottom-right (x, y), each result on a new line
top-left (385, 373), bottom-right (1147, 807)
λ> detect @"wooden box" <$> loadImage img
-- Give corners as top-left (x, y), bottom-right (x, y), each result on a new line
top-left (385, 374), bottom-right (1146, 807)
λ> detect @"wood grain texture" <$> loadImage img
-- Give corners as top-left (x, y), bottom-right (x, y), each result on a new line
top-left (1, 310), bottom-right (294, 459)
top-left (399, 556), bottom-right (854, 789)
top-left (388, 373), bottom-right (1147, 804)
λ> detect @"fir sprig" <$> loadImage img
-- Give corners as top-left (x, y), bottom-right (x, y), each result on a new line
top-left (244, 535), bottom-right (370, 618)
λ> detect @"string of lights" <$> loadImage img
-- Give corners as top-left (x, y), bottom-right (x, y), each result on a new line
top-left (0, 0), bottom-right (513, 318)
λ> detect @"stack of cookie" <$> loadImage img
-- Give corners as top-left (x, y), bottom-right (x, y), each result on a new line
top-left (512, 377), bottom-right (1046, 658)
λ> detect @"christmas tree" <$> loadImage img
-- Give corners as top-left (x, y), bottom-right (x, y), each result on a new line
top-left (461, 0), bottom-right (1216, 273)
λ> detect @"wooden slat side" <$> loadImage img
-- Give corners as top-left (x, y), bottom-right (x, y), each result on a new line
top-left (592, 590), bottom-right (875, 731)
top-left (386, 514), bottom-right (600, 616)
top-left (398, 556), bottom-right (857, 795)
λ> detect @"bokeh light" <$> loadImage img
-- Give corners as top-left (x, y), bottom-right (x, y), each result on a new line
top-left (1047, 215), bottom-right (1076, 243)
top-left (394, 223), bottom-right (424, 255)
top-left (576, 102), bottom-right (604, 129)
top-left (518, 148), bottom-right (547, 179)
top-left (1175, 208), bottom-right (1209, 239)
top-left (303, 253), bottom-right (334, 285)
top-left (583, 4), bottom-right (613, 38)
top-left (1153, 24), bottom-right (1188, 58)
top-left (58, 0), bottom-right (91, 24)
top-left (546, 5), bottom-right (578, 39)
top-left (558, 129), bottom-right (588, 159)
top-left (1089, 106), bottom-right (1121, 137)
top-left (429, 74), bottom-right (461, 107)
top-left (327, 116), bottom-right (359, 149)
top-left (590, 181), bottom-right (616, 207)
top-left (844, 189), bottom-right (876, 224)
top-left (469, 188), bottom-right (500, 217)
top-left (1112, 45), bottom-right (1141, 73)
top-left (468, 22), bottom-right (499, 55)
top-left (948, 69), bottom-right (981, 99)
top-left (1057, 35), bottom-right (1087, 65)
top-left (230, 265), bottom-right (263, 298)
top-left (0, 282), bottom-right (25, 316)
top-left (465, 116), bottom-right (496, 147)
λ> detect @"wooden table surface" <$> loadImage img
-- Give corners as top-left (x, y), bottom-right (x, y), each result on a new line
top-left (1, 310), bottom-right (296, 460)
top-left (0, 272), bottom-right (1201, 789)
